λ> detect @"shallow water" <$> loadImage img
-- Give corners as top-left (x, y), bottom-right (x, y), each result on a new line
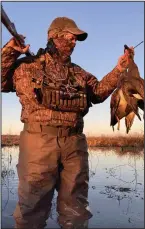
top-left (1, 146), bottom-right (144, 228)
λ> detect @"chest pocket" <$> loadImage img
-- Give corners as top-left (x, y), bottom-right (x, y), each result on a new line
top-left (41, 82), bottom-right (88, 113)
top-left (31, 57), bottom-right (90, 114)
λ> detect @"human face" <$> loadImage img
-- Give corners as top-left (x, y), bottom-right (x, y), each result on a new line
top-left (53, 32), bottom-right (77, 57)
top-left (63, 33), bottom-right (77, 47)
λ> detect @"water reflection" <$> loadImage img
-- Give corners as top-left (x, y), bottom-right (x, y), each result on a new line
top-left (1, 146), bottom-right (144, 228)
top-left (2, 147), bottom-right (17, 212)
top-left (88, 147), bottom-right (144, 228)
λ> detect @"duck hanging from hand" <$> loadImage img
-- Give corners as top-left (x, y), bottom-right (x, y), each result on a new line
top-left (110, 52), bottom-right (144, 134)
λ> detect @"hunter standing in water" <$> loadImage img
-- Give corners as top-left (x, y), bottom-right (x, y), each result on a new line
top-left (2, 16), bottom-right (134, 229)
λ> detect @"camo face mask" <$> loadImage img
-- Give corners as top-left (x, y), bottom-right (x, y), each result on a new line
top-left (55, 38), bottom-right (75, 56)
top-left (52, 33), bottom-right (76, 58)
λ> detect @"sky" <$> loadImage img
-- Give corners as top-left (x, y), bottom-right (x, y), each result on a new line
top-left (1, 1), bottom-right (144, 136)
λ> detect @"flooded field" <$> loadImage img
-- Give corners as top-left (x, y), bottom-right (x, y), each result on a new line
top-left (1, 146), bottom-right (144, 228)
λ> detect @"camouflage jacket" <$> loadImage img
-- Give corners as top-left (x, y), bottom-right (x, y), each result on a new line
top-left (1, 46), bottom-right (121, 128)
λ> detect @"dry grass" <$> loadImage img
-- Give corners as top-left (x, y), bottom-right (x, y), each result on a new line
top-left (87, 134), bottom-right (144, 147)
top-left (1, 135), bottom-right (20, 147)
top-left (1, 134), bottom-right (144, 147)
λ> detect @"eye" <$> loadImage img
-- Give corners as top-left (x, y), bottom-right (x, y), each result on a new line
top-left (64, 33), bottom-right (76, 41)
top-left (71, 36), bottom-right (77, 41)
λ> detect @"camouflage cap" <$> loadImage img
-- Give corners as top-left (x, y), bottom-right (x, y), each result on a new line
top-left (48, 17), bottom-right (88, 41)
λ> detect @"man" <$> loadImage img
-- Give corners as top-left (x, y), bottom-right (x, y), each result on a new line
top-left (2, 17), bottom-right (134, 229)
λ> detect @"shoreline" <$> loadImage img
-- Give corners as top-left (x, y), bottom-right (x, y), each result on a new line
top-left (1, 134), bottom-right (144, 148)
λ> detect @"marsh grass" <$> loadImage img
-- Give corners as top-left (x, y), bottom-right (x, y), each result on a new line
top-left (87, 134), bottom-right (144, 147)
top-left (1, 135), bottom-right (19, 147)
top-left (1, 134), bottom-right (144, 147)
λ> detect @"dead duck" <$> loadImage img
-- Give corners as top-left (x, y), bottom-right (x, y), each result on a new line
top-left (110, 88), bottom-right (136, 133)
top-left (110, 59), bottom-right (144, 133)
top-left (118, 59), bottom-right (144, 119)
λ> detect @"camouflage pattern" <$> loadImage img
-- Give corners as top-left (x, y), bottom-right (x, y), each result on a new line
top-left (2, 46), bottom-right (121, 128)
top-left (48, 17), bottom-right (88, 41)
top-left (2, 38), bottom-right (122, 228)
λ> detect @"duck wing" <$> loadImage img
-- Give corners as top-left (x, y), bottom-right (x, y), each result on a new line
top-left (128, 60), bottom-right (144, 99)
top-left (121, 80), bottom-right (142, 120)
top-left (110, 88), bottom-right (121, 127)
top-left (125, 111), bottom-right (136, 134)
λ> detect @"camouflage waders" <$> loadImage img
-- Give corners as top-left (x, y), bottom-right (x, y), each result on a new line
top-left (13, 123), bottom-right (92, 229)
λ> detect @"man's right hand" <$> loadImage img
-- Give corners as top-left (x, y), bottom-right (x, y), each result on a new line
top-left (5, 35), bottom-right (30, 54)
top-left (117, 47), bottom-right (135, 72)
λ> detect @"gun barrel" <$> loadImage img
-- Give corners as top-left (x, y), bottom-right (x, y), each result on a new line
top-left (134, 41), bottom-right (144, 49)
top-left (1, 5), bottom-right (33, 56)
top-left (1, 6), bottom-right (17, 36)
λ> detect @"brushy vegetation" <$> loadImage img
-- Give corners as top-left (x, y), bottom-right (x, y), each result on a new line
top-left (1, 135), bottom-right (19, 147)
top-left (87, 134), bottom-right (144, 147)
top-left (1, 134), bottom-right (144, 147)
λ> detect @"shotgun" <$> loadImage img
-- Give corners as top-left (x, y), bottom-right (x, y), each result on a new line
top-left (1, 5), bottom-right (34, 56)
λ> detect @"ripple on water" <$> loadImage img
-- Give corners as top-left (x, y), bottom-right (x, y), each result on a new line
top-left (2, 146), bottom-right (144, 228)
